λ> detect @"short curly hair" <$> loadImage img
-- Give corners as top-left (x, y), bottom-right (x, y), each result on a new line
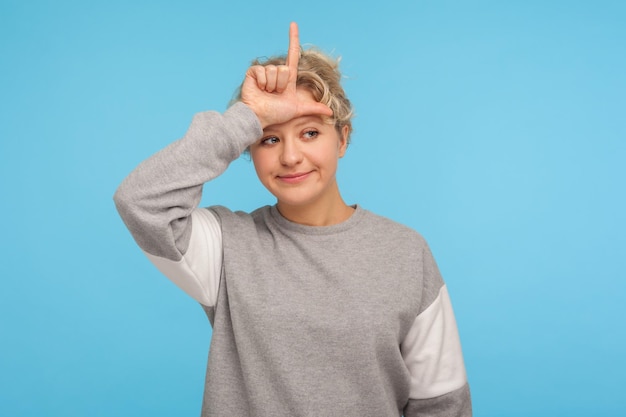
top-left (232, 48), bottom-right (354, 144)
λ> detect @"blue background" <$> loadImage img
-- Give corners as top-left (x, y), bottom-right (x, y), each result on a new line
top-left (1, 0), bottom-right (624, 416)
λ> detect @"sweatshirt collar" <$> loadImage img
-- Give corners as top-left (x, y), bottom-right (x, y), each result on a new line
top-left (268, 204), bottom-right (365, 235)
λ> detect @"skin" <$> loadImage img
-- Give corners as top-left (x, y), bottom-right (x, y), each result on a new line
top-left (242, 23), bottom-right (354, 226)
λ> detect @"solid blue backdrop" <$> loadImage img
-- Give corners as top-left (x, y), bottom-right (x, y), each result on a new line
top-left (1, 0), bottom-right (624, 416)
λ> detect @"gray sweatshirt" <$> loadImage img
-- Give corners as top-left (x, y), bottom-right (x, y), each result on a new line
top-left (114, 103), bottom-right (472, 416)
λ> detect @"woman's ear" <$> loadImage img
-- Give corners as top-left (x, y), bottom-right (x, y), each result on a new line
top-left (338, 125), bottom-right (349, 158)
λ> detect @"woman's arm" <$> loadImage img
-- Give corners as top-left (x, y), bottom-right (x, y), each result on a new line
top-left (113, 103), bottom-right (262, 306)
top-left (401, 285), bottom-right (472, 416)
top-left (401, 246), bottom-right (472, 416)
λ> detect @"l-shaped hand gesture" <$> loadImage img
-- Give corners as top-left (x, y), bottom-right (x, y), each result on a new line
top-left (241, 22), bottom-right (333, 128)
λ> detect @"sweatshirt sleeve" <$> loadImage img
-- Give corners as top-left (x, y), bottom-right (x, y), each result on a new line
top-left (401, 245), bottom-right (472, 416)
top-left (113, 102), bottom-right (263, 306)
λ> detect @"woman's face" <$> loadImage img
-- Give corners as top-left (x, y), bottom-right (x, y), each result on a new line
top-left (249, 88), bottom-right (348, 210)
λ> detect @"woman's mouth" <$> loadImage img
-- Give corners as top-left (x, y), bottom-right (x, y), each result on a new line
top-left (277, 171), bottom-right (312, 184)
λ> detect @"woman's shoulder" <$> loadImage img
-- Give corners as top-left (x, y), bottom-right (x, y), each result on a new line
top-left (204, 205), bottom-right (270, 225)
top-left (204, 204), bottom-right (280, 235)
top-left (360, 208), bottom-right (428, 246)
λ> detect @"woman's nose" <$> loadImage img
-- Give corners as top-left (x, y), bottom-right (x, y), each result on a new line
top-left (279, 138), bottom-right (303, 166)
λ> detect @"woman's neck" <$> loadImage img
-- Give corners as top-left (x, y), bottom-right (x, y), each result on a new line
top-left (276, 191), bottom-right (354, 226)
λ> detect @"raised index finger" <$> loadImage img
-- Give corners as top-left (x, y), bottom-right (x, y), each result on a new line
top-left (286, 22), bottom-right (300, 71)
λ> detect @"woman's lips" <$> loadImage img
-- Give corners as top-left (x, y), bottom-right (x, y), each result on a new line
top-left (277, 171), bottom-right (312, 184)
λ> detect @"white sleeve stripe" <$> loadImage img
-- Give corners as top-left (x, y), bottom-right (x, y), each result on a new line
top-left (142, 208), bottom-right (223, 307)
top-left (401, 285), bottom-right (467, 399)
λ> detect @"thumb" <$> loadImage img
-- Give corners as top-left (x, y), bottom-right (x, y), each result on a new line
top-left (296, 101), bottom-right (333, 118)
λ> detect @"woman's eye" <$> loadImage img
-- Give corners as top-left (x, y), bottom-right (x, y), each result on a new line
top-left (303, 130), bottom-right (319, 139)
top-left (261, 136), bottom-right (279, 145)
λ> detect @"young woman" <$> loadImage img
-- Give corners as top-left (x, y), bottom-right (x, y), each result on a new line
top-left (114, 22), bottom-right (472, 417)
